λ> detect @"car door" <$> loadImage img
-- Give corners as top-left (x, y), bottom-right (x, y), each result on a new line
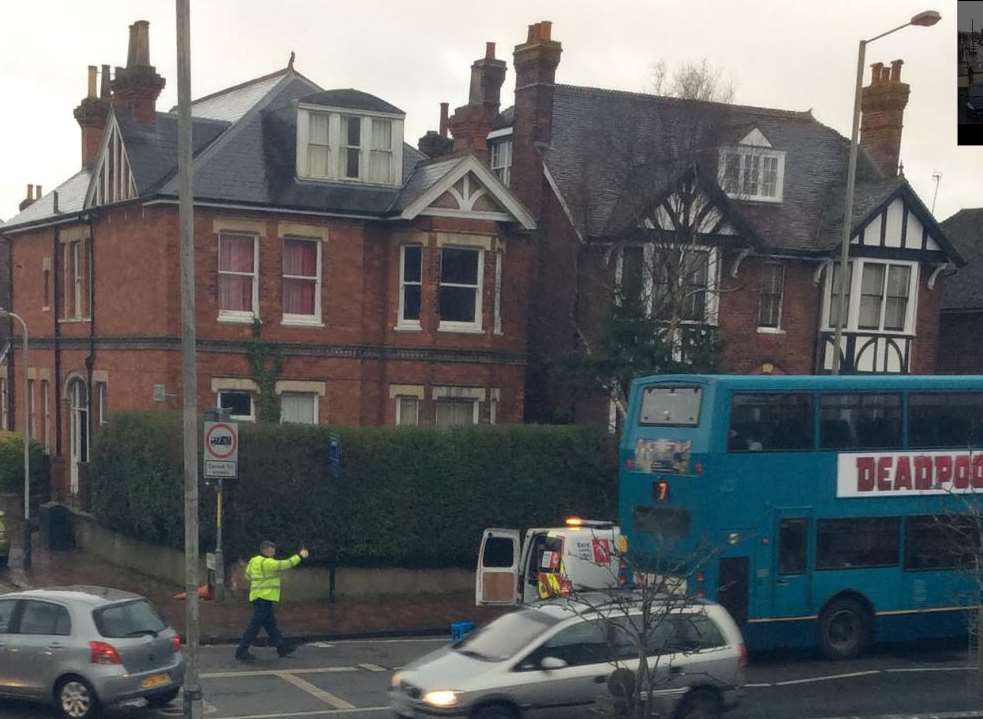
top-left (13, 600), bottom-right (73, 699)
top-left (0, 598), bottom-right (24, 697)
top-left (476, 529), bottom-right (520, 605)
top-left (652, 613), bottom-right (734, 712)
top-left (509, 619), bottom-right (612, 719)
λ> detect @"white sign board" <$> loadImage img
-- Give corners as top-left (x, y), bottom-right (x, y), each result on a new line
top-left (204, 421), bottom-right (238, 479)
top-left (837, 450), bottom-right (983, 498)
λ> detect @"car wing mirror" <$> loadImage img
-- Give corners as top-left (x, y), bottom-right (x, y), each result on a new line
top-left (541, 656), bottom-right (568, 671)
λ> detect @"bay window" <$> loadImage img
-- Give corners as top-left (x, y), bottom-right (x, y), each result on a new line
top-left (218, 233), bottom-right (258, 320)
top-left (825, 260), bottom-right (916, 333)
top-left (282, 237), bottom-right (320, 324)
top-left (438, 247), bottom-right (483, 331)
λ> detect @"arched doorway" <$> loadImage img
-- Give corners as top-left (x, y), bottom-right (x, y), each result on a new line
top-left (68, 378), bottom-right (89, 495)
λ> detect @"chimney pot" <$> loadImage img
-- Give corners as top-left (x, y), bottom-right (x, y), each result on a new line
top-left (439, 102), bottom-right (449, 137)
top-left (134, 20), bottom-right (150, 67)
top-left (26, 184), bottom-right (33, 200)
top-left (870, 62), bottom-right (884, 84)
top-left (100, 65), bottom-right (111, 99)
top-left (486, 42), bottom-right (496, 60)
top-left (540, 21), bottom-right (552, 41)
top-left (35, 185), bottom-right (42, 199)
top-left (87, 66), bottom-right (98, 98)
top-left (890, 59), bottom-right (903, 82)
top-left (527, 24), bottom-right (536, 42)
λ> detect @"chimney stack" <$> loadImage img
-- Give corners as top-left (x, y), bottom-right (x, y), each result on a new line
top-left (111, 20), bottom-right (166, 126)
top-left (73, 65), bottom-right (110, 169)
top-left (860, 58), bottom-right (910, 178)
top-left (439, 102), bottom-right (449, 138)
top-left (18, 184), bottom-right (41, 212)
top-left (447, 41), bottom-right (507, 158)
top-left (510, 20), bottom-right (563, 219)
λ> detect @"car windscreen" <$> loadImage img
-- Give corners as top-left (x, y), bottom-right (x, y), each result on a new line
top-left (454, 608), bottom-right (559, 661)
top-left (93, 599), bottom-right (167, 638)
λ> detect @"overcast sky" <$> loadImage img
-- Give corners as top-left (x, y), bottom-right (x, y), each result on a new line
top-left (0, 0), bottom-right (974, 223)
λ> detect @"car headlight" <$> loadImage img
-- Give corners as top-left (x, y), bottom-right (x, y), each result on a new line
top-left (422, 690), bottom-right (461, 707)
top-left (390, 672), bottom-right (402, 689)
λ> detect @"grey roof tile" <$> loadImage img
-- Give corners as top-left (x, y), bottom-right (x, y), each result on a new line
top-left (941, 209), bottom-right (983, 310)
top-left (3, 170), bottom-right (91, 227)
top-left (300, 89), bottom-right (404, 115)
top-left (177, 69), bottom-right (291, 122)
top-left (393, 156), bottom-right (465, 211)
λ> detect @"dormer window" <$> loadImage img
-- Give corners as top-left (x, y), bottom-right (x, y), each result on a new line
top-left (718, 129), bottom-right (785, 203)
top-left (295, 92), bottom-right (404, 186)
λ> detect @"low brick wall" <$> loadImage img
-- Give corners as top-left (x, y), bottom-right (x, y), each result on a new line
top-left (71, 510), bottom-right (473, 602)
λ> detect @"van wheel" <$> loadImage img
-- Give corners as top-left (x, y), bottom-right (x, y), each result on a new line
top-left (472, 704), bottom-right (515, 719)
top-left (675, 689), bottom-right (721, 719)
top-left (819, 598), bottom-right (870, 660)
top-left (56, 677), bottom-right (101, 719)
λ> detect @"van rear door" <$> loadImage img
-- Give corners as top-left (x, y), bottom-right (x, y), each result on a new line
top-left (476, 529), bottom-right (521, 606)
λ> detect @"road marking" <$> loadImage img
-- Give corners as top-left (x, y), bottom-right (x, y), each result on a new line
top-left (204, 637), bottom-right (447, 649)
top-left (805, 713), bottom-right (983, 719)
top-left (209, 708), bottom-right (389, 719)
top-left (884, 666), bottom-right (975, 673)
top-left (308, 642), bottom-right (335, 648)
top-left (275, 671), bottom-right (356, 710)
top-left (773, 669), bottom-right (880, 686)
top-left (203, 666), bottom-right (358, 679)
top-left (745, 682), bottom-right (772, 688)
top-left (357, 663), bottom-right (387, 672)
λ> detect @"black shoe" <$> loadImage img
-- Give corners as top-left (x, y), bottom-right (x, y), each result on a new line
top-left (277, 643), bottom-right (296, 658)
top-left (235, 651), bottom-right (256, 661)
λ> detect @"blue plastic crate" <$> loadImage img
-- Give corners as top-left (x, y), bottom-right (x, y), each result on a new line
top-left (450, 620), bottom-right (474, 641)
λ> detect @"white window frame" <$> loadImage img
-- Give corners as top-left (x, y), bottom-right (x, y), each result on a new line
top-left (821, 258), bottom-right (919, 335)
top-left (489, 139), bottom-right (512, 187)
top-left (96, 381), bottom-right (107, 426)
top-left (26, 379), bottom-right (35, 441)
top-left (434, 398), bottom-right (480, 426)
top-left (718, 146), bottom-right (786, 203)
top-left (279, 391), bottom-right (319, 425)
top-left (305, 110), bottom-right (332, 180)
top-left (61, 239), bottom-right (86, 321)
top-left (395, 396), bottom-right (420, 426)
top-left (340, 115), bottom-right (363, 181)
top-left (295, 105), bottom-right (404, 186)
top-left (615, 244), bottom-right (719, 327)
top-left (757, 262), bottom-right (786, 333)
top-left (281, 236), bottom-right (322, 326)
top-left (218, 232), bottom-right (260, 323)
top-left (437, 246), bottom-right (485, 333)
top-left (397, 244), bottom-right (423, 330)
top-left (41, 379), bottom-right (49, 450)
top-left (217, 390), bottom-right (255, 422)
top-left (369, 118), bottom-right (394, 184)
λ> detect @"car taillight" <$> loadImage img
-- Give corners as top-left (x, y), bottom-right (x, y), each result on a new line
top-left (172, 634), bottom-right (182, 651)
top-left (89, 640), bottom-right (122, 665)
top-left (737, 642), bottom-right (748, 672)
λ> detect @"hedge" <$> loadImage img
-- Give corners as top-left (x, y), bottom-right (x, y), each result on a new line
top-left (89, 412), bottom-right (617, 568)
top-left (0, 431), bottom-right (48, 503)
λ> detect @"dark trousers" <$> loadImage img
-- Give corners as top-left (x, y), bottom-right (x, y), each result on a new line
top-left (237, 598), bottom-right (286, 653)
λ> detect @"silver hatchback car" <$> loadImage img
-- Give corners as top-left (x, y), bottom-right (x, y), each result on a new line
top-left (390, 596), bottom-right (745, 719)
top-left (0, 586), bottom-right (185, 719)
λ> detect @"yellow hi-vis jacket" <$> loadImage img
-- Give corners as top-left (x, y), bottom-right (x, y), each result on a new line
top-left (246, 554), bottom-right (301, 602)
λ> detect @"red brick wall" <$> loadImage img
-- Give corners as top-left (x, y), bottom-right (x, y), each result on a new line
top-left (912, 271), bottom-right (942, 374)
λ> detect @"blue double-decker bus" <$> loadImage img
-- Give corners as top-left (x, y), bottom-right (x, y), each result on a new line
top-left (619, 374), bottom-right (983, 658)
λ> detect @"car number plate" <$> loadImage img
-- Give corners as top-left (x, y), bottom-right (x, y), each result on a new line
top-left (141, 673), bottom-right (170, 689)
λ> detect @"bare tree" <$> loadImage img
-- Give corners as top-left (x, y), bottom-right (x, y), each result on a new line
top-left (558, 59), bottom-right (746, 423)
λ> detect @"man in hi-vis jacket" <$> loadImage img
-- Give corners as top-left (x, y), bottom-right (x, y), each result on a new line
top-left (235, 540), bottom-right (309, 661)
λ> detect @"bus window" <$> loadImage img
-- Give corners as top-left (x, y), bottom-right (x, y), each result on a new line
top-left (778, 518), bottom-right (808, 574)
top-left (817, 517), bottom-right (900, 569)
top-left (640, 386), bottom-right (701, 426)
top-left (729, 393), bottom-right (813, 451)
top-left (908, 393), bottom-right (983, 449)
top-left (633, 505), bottom-right (691, 538)
top-left (819, 394), bottom-right (901, 450)
top-left (905, 515), bottom-right (981, 570)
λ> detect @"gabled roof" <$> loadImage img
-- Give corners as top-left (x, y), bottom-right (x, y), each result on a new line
top-left (941, 209), bottom-right (983, 311)
top-left (300, 89), bottom-right (404, 115)
top-left (542, 83), bottom-right (926, 256)
top-left (3, 170), bottom-right (91, 228)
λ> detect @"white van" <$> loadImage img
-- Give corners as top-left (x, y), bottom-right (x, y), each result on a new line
top-left (475, 518), bottom-right (624, 606)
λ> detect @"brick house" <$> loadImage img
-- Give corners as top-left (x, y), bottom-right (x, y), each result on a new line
top-left (0, 21), bottom-right (535, 499)
top-left (440, 22), bottom-right (964, 424)
top-left (937, 209), bottom-right (983, 373)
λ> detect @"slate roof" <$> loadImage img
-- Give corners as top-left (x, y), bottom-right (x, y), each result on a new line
top-left (543, 84), bottom-right (939, 256)
top-left (941, 209), bottom-right (983, 310)
top-left (4, 169), bottom-right (92, 227)
top-left (299, 89), bottom-right (404, 115)
top-left (393, 155), bottom-right (465, 211)
top-left (173, 69), bottom-right (291, 122)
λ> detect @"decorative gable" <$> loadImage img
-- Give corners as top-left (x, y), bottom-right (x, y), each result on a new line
top-left (84, 114), bottom-right (136, 208)
top-left (639, 189), bottom-right (738, 236)
top-left (851, 196), bottom-right (942, 252)
top-left (400, 156), bottom-right (535, 230)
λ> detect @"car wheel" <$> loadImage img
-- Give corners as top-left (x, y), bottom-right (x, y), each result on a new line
top-left (56, 677), bottom-right (101, 719)
top-left (819, 598), bottom-right (870, 660)
top-left (675, 689), bottom-right (721, 719)
top-left (147, 687), bottom-right (181, 707)
top-left (471, 704), bottom-right (515, 719)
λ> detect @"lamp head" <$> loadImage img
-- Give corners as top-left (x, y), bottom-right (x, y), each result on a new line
top-left (910, 10), bottom-right (941, 27)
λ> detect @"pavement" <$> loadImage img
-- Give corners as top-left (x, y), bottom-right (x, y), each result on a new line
top-left (0, 545), bottom-right (509, 643)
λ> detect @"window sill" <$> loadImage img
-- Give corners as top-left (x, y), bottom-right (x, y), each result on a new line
top-left (393, 323), bottom-right (422, 332)
top-left (57, 318), bottom-right (89, 324)
top-left (281, 318), bottom-right (324, 328)
top-left (438, 323), bottom-right (484, 335)
top-left (41, 306), bottom-right (50, 313)
top-left (756, 327), bottom-right (786, 335)
top-left (218, 313), bottom-right (258, 325)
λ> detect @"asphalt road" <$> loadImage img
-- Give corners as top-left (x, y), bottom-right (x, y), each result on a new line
top-left (2, 637), bottom-right (983, 718)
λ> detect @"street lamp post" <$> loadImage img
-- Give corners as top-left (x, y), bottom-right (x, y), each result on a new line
top-left (0, 309), bottom-right (30, 569)
top-left (831, 10), bottom-right (940, 375)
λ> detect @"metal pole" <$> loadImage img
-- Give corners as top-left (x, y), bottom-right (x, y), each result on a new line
top-left (176, 2), bottom-right (202, 717)
top-left (832, 39), bottom-right (866, 375)
top-left (20, 316), bottom-right (29, 571)
top-left (215, 478), bottom-right (224, 601)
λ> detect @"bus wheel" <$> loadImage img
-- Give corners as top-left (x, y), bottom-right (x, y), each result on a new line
top-left (819, 598), bottom-right (870, 660)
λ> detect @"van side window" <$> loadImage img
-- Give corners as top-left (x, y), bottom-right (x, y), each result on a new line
top-left (820, 393), bottom-right (901, 450)
top-left (482, 537), bottom-right (515, 568)
top-left (729, 393), bottom-right (813, 451)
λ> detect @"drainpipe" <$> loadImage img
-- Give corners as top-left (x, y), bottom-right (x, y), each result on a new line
top-left (53, 225), bottom-right (62, 461)
top-left (84, 213), bottom-right (97, 477)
